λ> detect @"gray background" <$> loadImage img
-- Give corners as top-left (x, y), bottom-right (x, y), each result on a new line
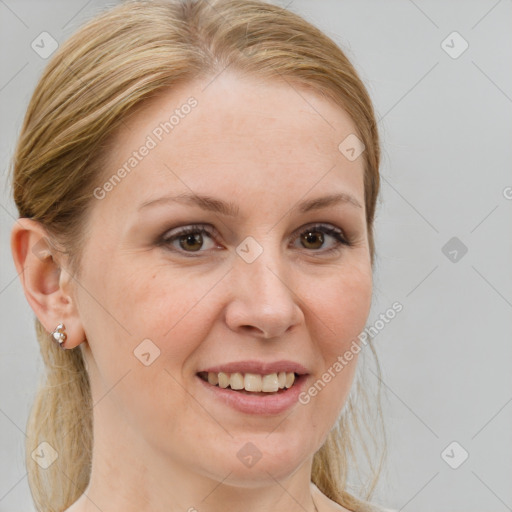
top-left (1, 0), bottom-right (511, 511)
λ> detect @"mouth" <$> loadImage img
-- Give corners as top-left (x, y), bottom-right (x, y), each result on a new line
top-left (195, 360), bottom-right (310, 414)
top-left (197, 370), bottom-right (301, 396)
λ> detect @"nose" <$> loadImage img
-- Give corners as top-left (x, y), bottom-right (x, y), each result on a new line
top-left (224, 246), bottom-right (304, 339)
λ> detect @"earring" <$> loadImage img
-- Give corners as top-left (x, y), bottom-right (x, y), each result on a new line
top-left (51, 323), bottom-right (67, 349)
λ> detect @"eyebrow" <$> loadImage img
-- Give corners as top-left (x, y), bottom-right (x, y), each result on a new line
top-left (138, 191), bottom-right (363, 216)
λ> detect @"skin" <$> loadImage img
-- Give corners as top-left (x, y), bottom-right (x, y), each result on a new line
top-left (11, 71), bottom-right (373, 512)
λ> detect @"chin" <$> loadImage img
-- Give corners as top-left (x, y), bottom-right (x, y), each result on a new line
top-left (197, 431), bottom-right (313, 485)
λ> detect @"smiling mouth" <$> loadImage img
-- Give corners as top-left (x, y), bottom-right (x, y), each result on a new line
top-left (197, 371), bottom-right (299, 395)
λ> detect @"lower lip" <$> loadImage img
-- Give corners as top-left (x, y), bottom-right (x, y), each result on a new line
top-left (196, 374), bottom-right (308, 415)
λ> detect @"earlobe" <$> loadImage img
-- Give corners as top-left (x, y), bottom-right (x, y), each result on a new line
top-left (10, 218), bottom-right (86, 350)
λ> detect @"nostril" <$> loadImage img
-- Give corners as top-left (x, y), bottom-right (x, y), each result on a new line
top-left (241, 325), bottom-right (268, 337)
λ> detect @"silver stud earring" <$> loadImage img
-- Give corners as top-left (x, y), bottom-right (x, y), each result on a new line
top-left (51, 323), bottom-right (67, 349)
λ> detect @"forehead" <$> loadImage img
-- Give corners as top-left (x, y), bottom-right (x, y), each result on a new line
top-left (95, 71), bottom-right (365, 213)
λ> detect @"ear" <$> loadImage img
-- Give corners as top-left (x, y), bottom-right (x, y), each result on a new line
top-left (10, 218), bottom-right (86, 349)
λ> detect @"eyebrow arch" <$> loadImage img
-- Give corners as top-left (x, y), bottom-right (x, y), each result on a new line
top-left (138, 191), bottom-right (363, 216)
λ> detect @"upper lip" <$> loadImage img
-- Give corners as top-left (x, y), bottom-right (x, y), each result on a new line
top-left (198, 360), bottom-right (309, 375)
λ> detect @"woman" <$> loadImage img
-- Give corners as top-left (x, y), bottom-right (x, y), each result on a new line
top-left (9, 1), bottom-right (391, 511)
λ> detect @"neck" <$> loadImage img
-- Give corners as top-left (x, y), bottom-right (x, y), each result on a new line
top-left (68, 400), bottom-right (319, 512)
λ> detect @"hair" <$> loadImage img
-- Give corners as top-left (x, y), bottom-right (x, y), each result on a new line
top-left (10, 1), bottom-right (386, 511)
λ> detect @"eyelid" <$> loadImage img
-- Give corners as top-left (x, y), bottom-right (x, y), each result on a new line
top-left (159, 223), bottom-right (221, 248)
top-left (291, 222), bottom-right (346, 240)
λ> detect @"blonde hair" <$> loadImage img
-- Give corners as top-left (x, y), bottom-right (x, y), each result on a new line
top-left (10, 1), bottom-right (386, 510)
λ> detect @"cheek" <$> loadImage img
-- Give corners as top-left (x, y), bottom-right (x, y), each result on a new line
top-left (106, 261), bottom-right (227, 365)
top-left (297, 261), bottom-right (371, 428)
top-left (76, 258), bottom-right (224, 436)
top-left (305, 262), bottom-right (372, 359)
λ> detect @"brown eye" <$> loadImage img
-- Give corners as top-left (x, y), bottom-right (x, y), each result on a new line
top-left (179, 232), bottom-right (204, 252)
top-left (301, 230), bottom-right (324, 250)
top-left (160, 225), bottom-right (218, 254)
top-left (294, 224), bottom-right (350, 254)
top-left (159, 223), bottom-right (350, 257)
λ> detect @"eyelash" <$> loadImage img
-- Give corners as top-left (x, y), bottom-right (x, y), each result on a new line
top-left (158, 223), bottom-right (352, 256)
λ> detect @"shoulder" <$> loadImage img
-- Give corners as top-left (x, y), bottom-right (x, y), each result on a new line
top-left (311, 483), bottom-right (396, 512)
top-left (310, 483), bottom-right (350, 512)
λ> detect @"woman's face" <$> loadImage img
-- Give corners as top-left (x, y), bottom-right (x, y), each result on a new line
top-left (74, 72), bottom-right (372, 486)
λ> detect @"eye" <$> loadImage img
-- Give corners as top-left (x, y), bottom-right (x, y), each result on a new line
top-left (292, 223), bottom-right (351, 254)
top-left (159, 224), bottom-right (218, 254)
top-left (158, 223), bottom-right (351, 256)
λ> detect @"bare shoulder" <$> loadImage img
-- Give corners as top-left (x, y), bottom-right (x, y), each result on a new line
top-left (311, 483), bottom-right (396, 512)
top-left (61, 499), bottom-right (86, 512)
top-left (311, 483), bottom-right (352, 512)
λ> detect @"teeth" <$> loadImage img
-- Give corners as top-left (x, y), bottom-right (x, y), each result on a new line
top-left (244, 373), bottom-right (262, 392)
top-left (230, 372), bottom-right (244, 390)
top-left (204, 371), bottom-right (296, 393)
top-left (262, 373), bottom-right (279, 392)
top-left (218, 372), bottom-right (230, 388)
